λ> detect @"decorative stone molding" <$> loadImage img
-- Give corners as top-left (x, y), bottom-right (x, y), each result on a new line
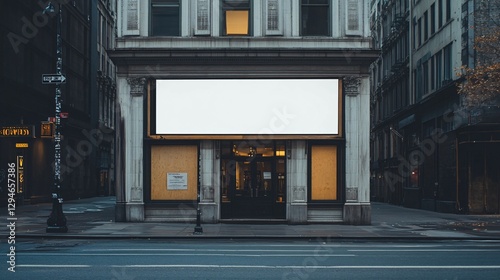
top-left (127, 77), bottom-right (147, 97)
top-left (122, 0), bottom-right (140, 36)
top-left (345, 0), bottom-right (363, 36)
top-left (127, 0), bottom-right (138, 30)
top-left (292, 186), bottom-right (306, 202)
top-left (346, 187), bottom-right (358, 202)
top-left (130, 185), bottom-right (142, 202)
top-left (195, 0), bottom-right (211, 35)
top-left (265, 0), bottom-right (282, 35)
top-left (344, 76), bottom-right (361, 96)
top-left (202, 186), bottom-right (214, 201)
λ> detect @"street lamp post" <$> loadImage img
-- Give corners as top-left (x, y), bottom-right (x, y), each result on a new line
top-left (193, 146), bottom-right (203, 234)
top-left (44, 2), bottom-right (68, 233)
top-left (193, 193), bottom-right (203, 234)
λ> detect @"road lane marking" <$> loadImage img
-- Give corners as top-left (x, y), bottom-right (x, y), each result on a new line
top-left (80, 244), bottom-right (500, 250)
top-left (17, 253), bottom-right (355, 257)
top-left (15, 264), bottom-right (500, 269)
top-left (349, 249), bottom-right (500, 252)
top-left (112, 265), bottom-right (500, 269)
top-left (17, 265), bottom-right (90, 268)
top-left (83, 248), bottom-right (347, 252)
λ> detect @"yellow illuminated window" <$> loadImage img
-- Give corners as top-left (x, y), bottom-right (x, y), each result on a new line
top-left (222, 0), bottom-right (250, 36)
top-left (226, 10), bottom-right (249, 35)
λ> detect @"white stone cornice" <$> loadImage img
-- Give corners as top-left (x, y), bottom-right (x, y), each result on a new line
top-left (114, 37), bottom-right (374, 50)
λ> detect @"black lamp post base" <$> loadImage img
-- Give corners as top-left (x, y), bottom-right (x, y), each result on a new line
top-left (46, 225), bottom-right (68, 233)
top-left (193, 226), bottom-right (203, 234)
top-left (46, 200), bottom-right (67, 233)
top-left (193, 208), bottom-right (203, 234)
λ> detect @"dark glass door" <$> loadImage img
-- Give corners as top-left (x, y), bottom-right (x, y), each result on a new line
top-left (221, 142), bottom-right (286, 219)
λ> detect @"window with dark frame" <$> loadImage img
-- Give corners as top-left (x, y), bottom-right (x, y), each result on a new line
top-left (438, 0), bottom-right (443, 27)
top-left (417, 18), bottom-right (422, 46)
top-left (413, 17), bottom-right (417, 49)
top-left (435, 50), bottom-right (442, 88)
top-left (151, 0), bottom-right (180, 36)
top-left (423, 60), bottom-right (429, 94)
top-left (431, 55), bottom-right (435, 91)
top-left (444, 43), bottom-right (452, 81)
top-left (424, 11), bottom-right (428, 41)
top-left (221, 0), bottom-right (251, 36)
top-left (415, 65), bottom-right (422, 99)
top-left (397, 82), bottom-right (402, 110)
top-left (301, 0), bottom-right (330, 36)
top-left (402, 78), bottom-right (408, 107)
top-left (430, 3), bottom-right (435, 34)
top-left (445, 0), bottom-right (451, 22)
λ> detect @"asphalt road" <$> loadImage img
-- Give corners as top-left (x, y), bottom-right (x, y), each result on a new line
top-left (2, 239), bottom-right (500, 279)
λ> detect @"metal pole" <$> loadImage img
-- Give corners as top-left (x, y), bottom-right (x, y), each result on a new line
top-left (46, 3), bottom-right (67, 233)
top-left (193, 145), bottom-right (203, 234)
top-left (193, 194), bottom-right (203, 234)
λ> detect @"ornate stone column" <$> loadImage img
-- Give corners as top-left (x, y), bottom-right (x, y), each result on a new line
top-left (344, 76), bottom-right (371, 225)
top-left (114, 77), bottom-right (126, 222)
top-left (287, 140), bottom-right (308, 224)
top-left (199, 140), bottom-right (219, 223)
top-left (121, 77), bottom-right (146, 221)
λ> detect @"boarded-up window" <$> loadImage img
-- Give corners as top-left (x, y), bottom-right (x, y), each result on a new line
top-left (311, 145), bottom-right (337, 200)
top-left (150, 145), bottom-right (198, 200)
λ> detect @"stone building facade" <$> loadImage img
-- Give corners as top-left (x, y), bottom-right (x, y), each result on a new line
top-left (111, 0), bottom-right (377, 224)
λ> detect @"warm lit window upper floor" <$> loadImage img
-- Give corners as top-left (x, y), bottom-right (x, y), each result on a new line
top-left (116, 0), bottom-right (372, 48)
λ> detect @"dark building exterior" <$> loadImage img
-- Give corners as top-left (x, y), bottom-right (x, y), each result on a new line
top-left (0, 0), bottom-right (116, 205)
top-left (370, 0), bottom-right (500, 214)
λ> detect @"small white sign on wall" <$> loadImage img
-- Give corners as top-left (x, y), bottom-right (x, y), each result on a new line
top-left (167, 173), bottom-right (188, 190)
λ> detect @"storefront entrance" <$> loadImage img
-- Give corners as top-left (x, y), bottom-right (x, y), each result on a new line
top-left (221, 141), bottom-right (286, 219)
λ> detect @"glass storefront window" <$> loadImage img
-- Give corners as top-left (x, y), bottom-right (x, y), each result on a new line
top-left (221, 141), bottom-right (279, 157)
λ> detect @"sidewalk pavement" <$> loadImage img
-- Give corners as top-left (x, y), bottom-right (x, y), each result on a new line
top-left (2, 196), bottom-right (500, 240)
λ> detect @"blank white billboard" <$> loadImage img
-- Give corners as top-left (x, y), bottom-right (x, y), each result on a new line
top-left (155, 79), bottom-right (339, 135)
